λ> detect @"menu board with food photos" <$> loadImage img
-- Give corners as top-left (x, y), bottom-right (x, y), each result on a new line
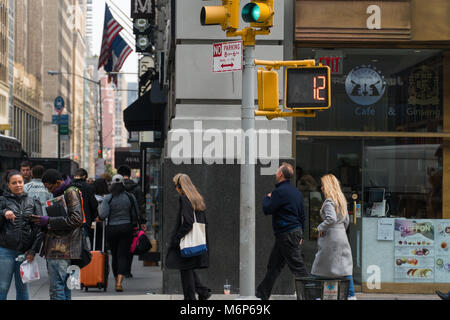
top-left (394, 219), bottom-right (450, 283)
top-left (435, 220), bottom-right (450, 282)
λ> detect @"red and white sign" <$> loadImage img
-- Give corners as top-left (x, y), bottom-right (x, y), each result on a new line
top-left (213, 41), bottom-right (242, 73)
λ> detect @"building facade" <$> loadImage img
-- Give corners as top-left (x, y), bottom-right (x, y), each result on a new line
top-left (101, 74), bottom-right (116, 169)
top-left (292, 0), bottom-right (450, 293)
top-left (85, 56), bottom-right (101, 177)
top-left (12, 0), bottom-right (44, 157)
top-left (114, 74), bottom-right (130, 149)
top-left (130, 0), bottom-right (449, 295)
top-left (42, 0), bottom-right (86, 163)
top-left (0, 0), bottom-right (10, 134)
top-left (156, 0), bottom-right (294, 295)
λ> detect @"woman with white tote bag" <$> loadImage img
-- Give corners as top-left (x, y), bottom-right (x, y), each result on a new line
top-left (165, 173), bottom-right (211, 300)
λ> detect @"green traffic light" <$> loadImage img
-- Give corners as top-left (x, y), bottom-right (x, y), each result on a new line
top-left (242, 3), bottom-right (261, 23)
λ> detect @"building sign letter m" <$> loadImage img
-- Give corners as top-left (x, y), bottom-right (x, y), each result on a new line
top-left (131, 0), bottom-right (153, 18)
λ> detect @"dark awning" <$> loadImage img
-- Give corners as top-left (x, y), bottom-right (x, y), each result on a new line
top-left (124, 80), bottom-right (167, 132)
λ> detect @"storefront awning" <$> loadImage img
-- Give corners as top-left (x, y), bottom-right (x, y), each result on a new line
top-left (124, 80), bottom-right (167, 132)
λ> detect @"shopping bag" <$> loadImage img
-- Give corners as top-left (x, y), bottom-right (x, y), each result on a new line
top-left (180, 211), bottom-right (207, 258)
top-left (20, 259), bottom-right (40, 284)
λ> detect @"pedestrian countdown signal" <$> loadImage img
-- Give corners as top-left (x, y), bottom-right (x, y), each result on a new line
top-left (285, 66), bottom-right (331, 110)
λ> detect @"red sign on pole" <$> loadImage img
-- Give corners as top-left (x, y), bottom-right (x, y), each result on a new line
top-left (213, 41), bottom-right (242, 73)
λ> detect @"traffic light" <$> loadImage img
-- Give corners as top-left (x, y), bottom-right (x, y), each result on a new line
top-left (257, 68), bottom-right (279, 112)
top-left (285, 66), bottom-right (331, 110)
top-left (200, 0), bottom-right (239, 31)
top-left (241, 0), bottom-right (274, 28)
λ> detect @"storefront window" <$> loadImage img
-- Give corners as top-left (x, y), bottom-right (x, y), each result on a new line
top-left (296, 137), bottom-right (443, 239)
top-left (295, 48), bottom-right (445, 132)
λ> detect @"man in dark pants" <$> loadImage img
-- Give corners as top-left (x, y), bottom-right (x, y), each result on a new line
top-left (256, 163), bottom-right (309, 300)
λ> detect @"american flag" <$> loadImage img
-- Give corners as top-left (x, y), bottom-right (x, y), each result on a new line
top-left (104, 34), bottom-right (133, 85)
top-left (98, 4), bottom-right (123, 70)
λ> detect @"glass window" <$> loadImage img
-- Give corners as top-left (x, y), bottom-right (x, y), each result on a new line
top-left (295, 48), bottom-right (446, 132)
top-left (296, 137), bottom-right (443, 239)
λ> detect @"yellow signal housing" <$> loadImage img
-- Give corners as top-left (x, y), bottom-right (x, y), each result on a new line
top-left (257, 68), bottom-right (279, 112)
top-left (242, 0), bottom-right (274, 29)
top-left (200, 0), bottom-right (239, 31)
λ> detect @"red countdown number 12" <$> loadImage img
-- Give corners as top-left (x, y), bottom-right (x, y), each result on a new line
top-left (313, 76), bottom-right (326, 101)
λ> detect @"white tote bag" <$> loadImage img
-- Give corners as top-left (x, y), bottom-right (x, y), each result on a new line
top-left (180, 211), bottom-right (207, 258)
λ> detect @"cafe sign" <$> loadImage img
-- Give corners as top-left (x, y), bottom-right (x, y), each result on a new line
top-left (345, 65), bottom-right (386, 106)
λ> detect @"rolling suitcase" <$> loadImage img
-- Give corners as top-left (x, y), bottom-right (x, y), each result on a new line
top-left (80, 221), bottom-right (109, 291)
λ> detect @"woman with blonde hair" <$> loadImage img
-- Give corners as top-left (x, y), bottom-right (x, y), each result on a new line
top-left (165, 173), bottom-right (211, 300)
top-left (311, 174), bottom-right (356, 299)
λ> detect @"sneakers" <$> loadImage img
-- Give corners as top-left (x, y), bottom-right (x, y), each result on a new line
top-left (347, 296), bottom-right (357, 300)
top-left (435, 290), bottom-right (450, 300)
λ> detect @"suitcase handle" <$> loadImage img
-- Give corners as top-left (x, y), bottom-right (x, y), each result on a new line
top-left (93, 221), bottom-right (106, 252)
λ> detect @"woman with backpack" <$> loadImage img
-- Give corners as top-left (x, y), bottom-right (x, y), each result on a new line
top-left (0, 171), bottom-right (43, 300)
top-left (165, 173), bottom-right (211, 300)
top-left (97, 174), bottom-right (140, 292)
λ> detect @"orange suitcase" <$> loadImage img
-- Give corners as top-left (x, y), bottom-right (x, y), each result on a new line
top-left (80, 222), bottom-right (109, 291)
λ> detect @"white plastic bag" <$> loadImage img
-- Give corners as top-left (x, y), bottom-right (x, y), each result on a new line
top-left (20, 259), bottom-right (40, 284)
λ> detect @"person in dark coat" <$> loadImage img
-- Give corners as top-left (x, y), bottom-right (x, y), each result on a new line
top-left (256, 163), bottom-right (309, 301)
top-left (0, 171), bottom-right (43, 300)
top-left (165, 173), bottom-right (211, 300)
top-left (71, 168), bottom-right (98, 248)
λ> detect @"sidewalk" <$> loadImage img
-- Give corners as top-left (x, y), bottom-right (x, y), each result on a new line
top-left (71, 293), bottom-right (441, 300)
top-left (7, 255), bottom-right (442, 300)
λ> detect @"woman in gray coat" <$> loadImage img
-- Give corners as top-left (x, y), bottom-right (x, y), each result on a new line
top-left (311, 174), bottom-right (356, 299)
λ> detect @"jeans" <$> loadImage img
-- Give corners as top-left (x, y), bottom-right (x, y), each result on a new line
top-left (345, 275), bottom-right (355, 297)
top-left (257, 228), bottom-right (308, 300)
top-left (47, 259), bottom-right (71, 300)
top-left (0, 246), bottom-right (30, 300)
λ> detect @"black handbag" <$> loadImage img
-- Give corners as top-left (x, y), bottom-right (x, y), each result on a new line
top-left (71, 227), bottom-right (92, 269)
top-left (131, 228), bottom-right (152, 255)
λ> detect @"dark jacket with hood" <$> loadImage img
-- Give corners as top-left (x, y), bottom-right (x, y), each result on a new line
top-left (0, 190), bottom-right (44, 255)
top-left (165, 195), bottom-right (209, 271)
top-left (40, 177), bottom-right (84, 260)
top-left (71, 178), bottom-right (98, 226)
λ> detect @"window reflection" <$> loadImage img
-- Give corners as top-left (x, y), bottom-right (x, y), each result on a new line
top-left (296, 48), bottom-right (445, 133)
top-left (296, 137), bottom-right (443, 240)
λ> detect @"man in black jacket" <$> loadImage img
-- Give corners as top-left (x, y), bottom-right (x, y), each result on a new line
top-left (256, 163), bottom-right (308, 300)
top-left (72, 168), bottom-right (98, 248)
top-left (117, 165), bottom-right (147, 278)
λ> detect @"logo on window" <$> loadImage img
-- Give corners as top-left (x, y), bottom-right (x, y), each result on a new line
top-left (345, 66), bottom-right (386, 106)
